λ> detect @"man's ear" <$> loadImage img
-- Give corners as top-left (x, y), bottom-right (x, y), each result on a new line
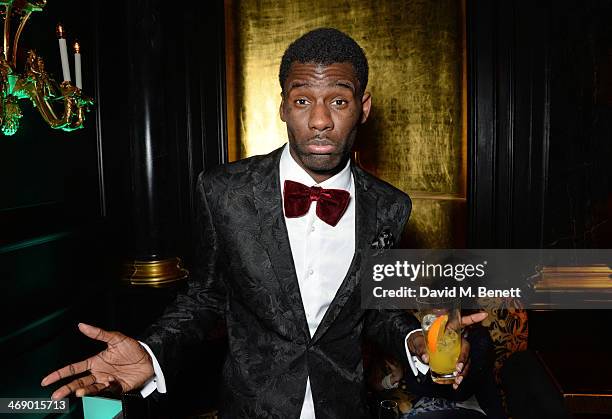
top-left (279, 92), bottom-right (286, 122)
top-left (360, 92), bottom-right (372, 124)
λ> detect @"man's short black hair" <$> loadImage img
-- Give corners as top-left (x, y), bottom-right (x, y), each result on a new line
top-left (279, 28), bottom-right (369, 95)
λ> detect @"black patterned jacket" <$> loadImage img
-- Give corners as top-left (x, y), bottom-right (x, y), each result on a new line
top-left (143, 146), bottom-right (420, 418)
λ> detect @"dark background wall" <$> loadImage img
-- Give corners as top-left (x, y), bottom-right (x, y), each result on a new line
top-left (544, 0), bottom-right (612, 249)
top-left (468, 0), bottom-right (612, 250)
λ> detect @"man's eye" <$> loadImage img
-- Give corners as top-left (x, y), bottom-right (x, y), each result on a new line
top-left (333, 99), bottom-right (348, 106)
top-left (295, 99), bottom-right (308, 105)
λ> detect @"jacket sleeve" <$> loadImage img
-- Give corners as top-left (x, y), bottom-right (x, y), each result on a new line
top-left (363, 309), bottom-right (420, 365)
top-left (141, 171), bottom-right (227, 388)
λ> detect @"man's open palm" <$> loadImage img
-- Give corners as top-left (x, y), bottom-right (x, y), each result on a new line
top-left (41, 323), bottom-right (154, 400)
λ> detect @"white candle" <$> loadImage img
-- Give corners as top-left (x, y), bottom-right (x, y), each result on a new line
top-left (74, 41), bottom-right (82, 89)
top-left (56, 24), bottom-right (71, 82)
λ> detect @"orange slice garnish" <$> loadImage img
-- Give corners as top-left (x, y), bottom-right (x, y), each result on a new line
top-left (427, 314), bottom-right (448, 353)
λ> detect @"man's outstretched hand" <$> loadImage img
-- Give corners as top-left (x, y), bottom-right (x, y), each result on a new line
top-left (407, 312), bottom-right (488, 390)
top-left (41, 323), bottom-right (155, 400)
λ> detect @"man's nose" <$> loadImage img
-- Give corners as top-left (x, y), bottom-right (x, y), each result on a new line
top-left (308, 102), bottom-right (333, 132)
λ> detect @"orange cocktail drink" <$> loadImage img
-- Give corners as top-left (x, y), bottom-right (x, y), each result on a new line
top-left (419, 299), bottom-right (461, 384)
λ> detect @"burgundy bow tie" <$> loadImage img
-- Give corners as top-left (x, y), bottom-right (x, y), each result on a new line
top-left (283, 180), bottom-right (350, 227)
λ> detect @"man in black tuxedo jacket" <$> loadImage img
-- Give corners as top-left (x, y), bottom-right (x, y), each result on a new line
top-left (42, 28), bottom-right (495, 418)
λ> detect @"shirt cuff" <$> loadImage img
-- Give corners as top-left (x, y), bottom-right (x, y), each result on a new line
top-left (405, 329), bottom-right (430, 376)
top-left (381, 373), bottom-right (399, 389)
top-left (138, 341), bottom-right (167, 397)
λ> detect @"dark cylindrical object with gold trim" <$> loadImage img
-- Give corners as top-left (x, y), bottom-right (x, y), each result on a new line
top-left (122, 257), bottom-right (189, 288)
top-left (120, 0), bottom-right (186, 286)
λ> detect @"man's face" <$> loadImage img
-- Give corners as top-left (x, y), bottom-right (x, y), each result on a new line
top-left (280, 62), bottom-right (371, 183)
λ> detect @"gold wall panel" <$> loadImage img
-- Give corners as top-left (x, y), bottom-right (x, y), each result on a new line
top-left (227, 0), bottom-right (466, 247)
top-left (403, 197), bottom-right (466, 249)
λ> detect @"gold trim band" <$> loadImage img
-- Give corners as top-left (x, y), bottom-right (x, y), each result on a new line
top-left (121, 257), bottom-right (189, 287)
top-left (534, 264), bottom-right (612, 290)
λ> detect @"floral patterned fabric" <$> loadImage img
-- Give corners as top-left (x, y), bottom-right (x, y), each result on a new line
top-left (477, 298), bottom-right (529, 376)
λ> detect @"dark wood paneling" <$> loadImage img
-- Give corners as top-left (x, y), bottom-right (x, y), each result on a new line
top-left (543, 0), bottom-right (612, 248)
top-left (93, 0), bottom-right (227, 264)
top-left (467, 0), bottom-right (611, 249)
top-left (466, 0), bottom-right (496, 247)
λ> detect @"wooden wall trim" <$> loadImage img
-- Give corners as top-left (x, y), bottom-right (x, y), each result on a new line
top-left (467, 0), bottom-right (497, 247)
top-left (466, 0), bottom-right (551, 248)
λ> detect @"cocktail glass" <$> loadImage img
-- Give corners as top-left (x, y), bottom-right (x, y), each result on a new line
top-left (417, 298), bottom-right (461, 384)
top-left (378, 400), bottom-right (399, 419)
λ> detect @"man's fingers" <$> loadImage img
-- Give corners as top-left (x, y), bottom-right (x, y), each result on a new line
top-left (452, 374), bottom-right (463, 390)
top-left (50, 386), bottom-right (72, 401)
top-left (41, 359), bottom-right (89, 387)
top-left (461, 358), bottom-right (471, 377)
top-left (456, 339), bottom-right (470, 368)
top-left (78, 323), bottom-right (115, 343)
top-left (460, 312), bottom-right (487, 326)
top-left (454, 339), bottom-right (471, 390)
top-left (51, 374), bottom-right (101, 400)
top-left (50, 374), bottom-right (95, 400)
top-left (453, 359), bottom-right (471, 390)
top-left (75, 382), bottom-right (110, 397)
top-left (454, 312), bottom-right (484, 387)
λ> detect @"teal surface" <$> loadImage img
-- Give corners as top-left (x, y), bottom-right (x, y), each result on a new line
top-left (82, 396), bottom-right (122, 419)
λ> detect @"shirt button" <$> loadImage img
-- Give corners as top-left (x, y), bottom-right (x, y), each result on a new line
top-left (310, 225), bottom-right (315, 232)
top-left (308, 269), bottom-right (314, 276)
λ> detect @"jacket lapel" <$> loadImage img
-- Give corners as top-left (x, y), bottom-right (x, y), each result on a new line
top-left (252, 149), bottom-right (311, 340)
top-left (310, 165), bottom-right (379, 344)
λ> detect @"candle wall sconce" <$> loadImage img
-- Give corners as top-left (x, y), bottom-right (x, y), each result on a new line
top-left (0, 0), bottom-right (92, 136)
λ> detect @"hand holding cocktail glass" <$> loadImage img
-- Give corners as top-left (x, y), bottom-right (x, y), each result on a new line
top-left (407, 309), bottom-right (487, 390)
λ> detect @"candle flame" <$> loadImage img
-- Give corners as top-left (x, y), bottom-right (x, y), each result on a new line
top-left (73, 41), bottom-right (80, 54)
top-left (56, 24), bottom-right (65, 39)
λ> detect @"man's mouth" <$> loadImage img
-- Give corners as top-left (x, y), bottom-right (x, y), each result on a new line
top-left (306, 140), bottom-right (335, 154)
